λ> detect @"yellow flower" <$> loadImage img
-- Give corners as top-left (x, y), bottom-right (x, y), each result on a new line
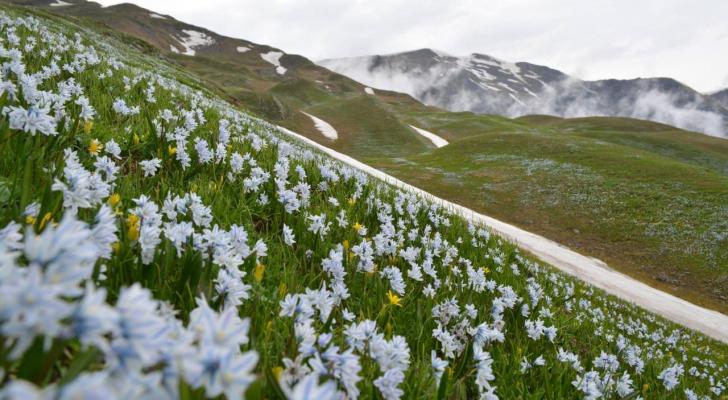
top-left (108, 193), bottom-right (121, 207)
top-left (387, 290), bottom-right (402, 307)
top-left (278, 282), bottom-right (287, 298)
top-left (642, 383), bottom-right (649, 393)
top-left (168, 145), bottom-right (177, 155)
top-left (88, 139), bottom-right (102, 155)
top-left (126, 214), bottom-right (140, 241)
top-left (342, 239), bottom-right (349, 251)
top-left (254, 263), bottom-right (266, 283)
top-left (112, 242), bottom-right (121, 254)
top-left (272, 366), bottom-right (283, 381)
top-left (83, 120), bottom-right (93, 134)
top-left (133, 133), bottom-right (140, 145)
top-left (352, 222), bottom-right (363, 234)
top-left (25, 215), bottom-right (36, 225)
top-left (38, 212), bottom-right (53, 231)
top-left (347, 197), bottom-right (356, 206)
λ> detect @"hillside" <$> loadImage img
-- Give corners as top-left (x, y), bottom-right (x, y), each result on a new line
top-left (0, 3), bottom-right (728, 399)
top-left (13, 0), bottom-right (728, 314)
top-left (319, 49), bottom-right (728, 138)
top-left (5, 0), bottom-right (449, 159)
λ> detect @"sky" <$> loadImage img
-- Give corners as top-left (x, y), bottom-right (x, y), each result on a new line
top-left (95, 0), bottom-right (728, 93)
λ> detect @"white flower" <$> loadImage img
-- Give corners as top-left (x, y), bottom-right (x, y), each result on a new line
top-left (140, 158), bottom-right (162, 177)
top-left (105, 139), bottom-right (121, 159)
top-left (431, 351), bottom-right (448, 383)
top-left (374, 368), bottom-right (405, 400)
top-left (184, 346), bottom-right (258, 399)
top-left (188, 297), bottom-right (251, 349)
top-left (75, 95), bottom-right (95, 120)
top-left (307, 213), bottom-right (330, 238)
top-left (286, 373), bottom-right (340, 400)
top-left (214, 268), bottom-right (252, 308)
top-left (658, 364), bottom-right (684, 391)
top-left (3, 104), bottom-right (57, 136)
top-left (68, 283), bottom-right (118, 350)
top-left (283, 224), bottom-right (296, 246)
top-left (616, 371), bottom-right (633, 397)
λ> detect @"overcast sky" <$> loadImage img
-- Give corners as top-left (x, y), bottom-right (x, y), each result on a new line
top-left (96, 0), bottom-right (728, 93)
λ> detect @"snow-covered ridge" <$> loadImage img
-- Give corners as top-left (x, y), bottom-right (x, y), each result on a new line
top-left (364, 87), bottom-right (375, 95)
top-left (301, 111), bottom-right (338, 140)
top-left (149, 13), bottom-right (167, 19)
top-left (170, 30), bottom-right (215, 56)
top-left (409, 125), bottom-right (448, 148)
top-left (236, 46), bottom-right (251, 53)
top-left (260, 51), bottom-right (286, 75)
top-left (49, 0), bottom-right (73, 6)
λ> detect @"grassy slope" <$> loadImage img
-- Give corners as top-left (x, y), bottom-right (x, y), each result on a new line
top-left (15, 0), bottom-right (728, 313)
top-left (0, 5), bottom-right (726, 400)
top-left (369, 118), bottom-right (728, 313)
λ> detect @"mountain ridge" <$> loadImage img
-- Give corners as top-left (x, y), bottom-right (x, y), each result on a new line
top-left (319, 48), bottom-right (728, 137)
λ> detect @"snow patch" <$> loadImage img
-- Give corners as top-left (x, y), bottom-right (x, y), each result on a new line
top-left (409, 125), bottom-right (448, 148)
top-left (260, 51), bottom-right (287, 75)
top-left (236, 46), bottom-right (251, 53)
top-left (49, 0), bottom-right (73, 6)
top-left (172, 30), bottom-right (215, 56)
top-left (364, 87), bottom-right (375, 95)
top-left (149, 13), bottom-right (167, 19)
top-left (301, 111), bottom-right (338, 140)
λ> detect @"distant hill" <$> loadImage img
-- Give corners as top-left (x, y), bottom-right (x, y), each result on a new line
top-left (320, 49), bottom-right (728, 138)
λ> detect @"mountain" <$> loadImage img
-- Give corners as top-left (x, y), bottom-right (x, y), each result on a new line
top-left (709, 88), bottom-right (728, 109)
top-left (319, 49), bottom-right (728, 138)
top-left (9, 0), bottom-right (449, 158)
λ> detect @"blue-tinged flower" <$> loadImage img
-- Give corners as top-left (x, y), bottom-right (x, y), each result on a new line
top-left (189, 296), bottom-right (251, 349)
top-left (139, 158), bottom-right (162, 177)
top-left (23, 213), bottom-right (97, 292)
top-left (184, 346), bottom-right (258, 399)
top-left (3, 104), bottom-right (57, 136)
top-left (374, 368), bottom-right (405, 400)
top-left (286, 373), bottom-right (340, 400)
top-left (68, 283), bottom-right (118, 350)
top-left (57, 371), bottom-right (118, 400)
top-left (0, 265), bottom-right (72, 359)
top-left (109, 284), bottom-right (170, 369)
top-left (431, 351), bottom-right (448, 383)
top-left (90, 204), bottom-right (118, 260)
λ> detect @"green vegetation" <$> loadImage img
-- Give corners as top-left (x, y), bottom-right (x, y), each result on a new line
top-left (0, 4), bottom-right (725, 399)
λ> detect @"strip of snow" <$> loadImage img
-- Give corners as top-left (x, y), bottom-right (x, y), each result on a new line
top-left (301, 111), bottom-right (337, 140)
top-left (149, 13), bottom-right (167, 19)
top-left (260, 51), bottom-right (287, 75)
top-left (236, 46), bottom-right (251, 53)
top-left (364, 87), bottom-right (375, 95)
top-left (50, 0), bottom-right (73, 6)
top-left (173, 30), bottom-right (214, 56)
top-left (276, 124), bottom-right (728, 344)
top-left (508, 93), bottom-right (526, 106)
top-left (409, 125), bottom-right (448, 148)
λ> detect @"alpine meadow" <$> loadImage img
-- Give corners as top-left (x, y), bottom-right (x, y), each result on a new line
top-left (0, 2), bottom-right (726, 400)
